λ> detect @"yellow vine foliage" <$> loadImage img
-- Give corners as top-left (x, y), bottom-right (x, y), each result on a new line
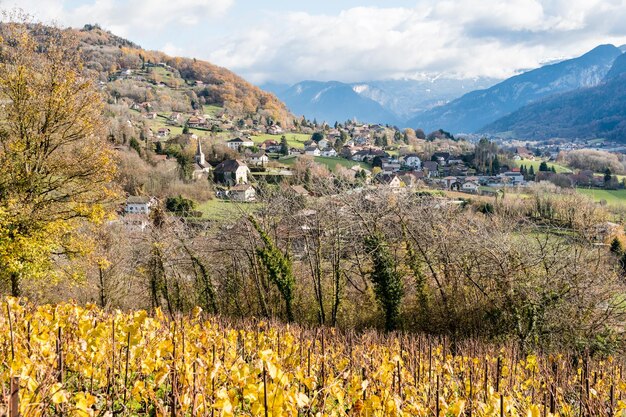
top-left (1, 298), bottom-right (625, 416)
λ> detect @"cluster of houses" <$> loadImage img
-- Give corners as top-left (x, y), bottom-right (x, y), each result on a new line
top-left (302, 138), bottom-right (339, 157)
top-left (337, 149), bottom-right (527, 193)
top-left (193, 140), bottom-right (258, 202)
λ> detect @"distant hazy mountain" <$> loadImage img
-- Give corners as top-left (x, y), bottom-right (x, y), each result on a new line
top-left (265, 80), bottom-right (401, 125)
top-left (406, 44), bottom-right (623, 133)
top-left (351, 77), bottom-right (498, 118)
top-left (605, 52), bottom-right (626, 81)
top-left (481, 53), bottom-right (626, 141)
top-left (261, 77), bottom-right (498, 126)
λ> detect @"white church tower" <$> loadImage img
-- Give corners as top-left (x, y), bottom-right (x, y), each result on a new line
top-left (195, 139), bottom-right (206, 166)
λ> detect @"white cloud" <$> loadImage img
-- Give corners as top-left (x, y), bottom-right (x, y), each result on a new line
top-left (6, 0), bottom-right (626, 83)
top-left (7, 0), bottom-right (234, 38)
top-left (205, 1), bottom-right (626, 83)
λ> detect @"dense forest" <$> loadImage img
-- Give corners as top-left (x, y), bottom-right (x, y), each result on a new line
top-left (482, 73), bottom-right (626, 141)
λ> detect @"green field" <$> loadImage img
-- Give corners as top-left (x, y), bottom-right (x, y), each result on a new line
top-left (516, 158), bottom-right (571, 174)
top-left (202, 105), bottom-right (223, 117)
top-left (251, 133), bottom-right (312, 149)
top-left (130, 110), bottom-right (206, 137)
top-left (576, 188), bottom-right (626, 207)
top-left (196, 199), bottom-right (261, 220)
top-left (278, 155), bottom-right (370, 172)
top-left (146, 117), bottom-right (207, 136)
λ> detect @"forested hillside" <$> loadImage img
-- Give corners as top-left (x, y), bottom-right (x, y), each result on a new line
top-left (73, 25), bottom-right (292, 125)
top-left (482, 66), bottom-right (626, 141)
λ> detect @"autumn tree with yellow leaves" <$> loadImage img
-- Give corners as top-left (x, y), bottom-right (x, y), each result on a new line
top-left (0, 20), bottom-right (118, 296)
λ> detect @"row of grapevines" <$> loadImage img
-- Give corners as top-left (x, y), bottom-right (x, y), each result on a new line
top-left (1, 298), bottom-right (625, 416)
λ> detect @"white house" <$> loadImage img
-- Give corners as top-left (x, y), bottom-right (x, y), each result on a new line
top-left (125, 196), bottom-right (155, 215)
top-left (157, 128), bottom-right (170, 138)
top-left (382, 158), bottom-right (402, 172)
top-left (226, 137), bottom-right (255, 150)
top-left (461, 181), bottom-right (480, 193)
top-left (442, 176), bottom-right (458, 189)
top-left (228, 184), bottom-right (256, 202)
top-left (317, 138), bottom-right (330, 150)
top-left (248, 151), bottom-right (269, 167)
top-left (376, 173), bottom-right (402, 189)
top-left (304, 147), bottom-right (321, 156)
top-left (214, 159), bottom-right (251, 185)
top-left (187, 116), bottom-right (207, 128)
top-left (321, 148), bottom-right (338, 157)
top-left (403, 154), bottom-right (422, 169)
top-left (500, 171), bottom-right (524, 185)
top-left (266, 125), bottom-right (283, 135)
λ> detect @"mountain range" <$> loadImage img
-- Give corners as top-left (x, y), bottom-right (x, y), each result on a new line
top-left (264, 44), bottom-right (626, 141)
top-left (406, 44), bottom-right (623, 133)
top-left (480, 53), bottom-right (626, 141)
top-left (262, 77), bottom-right (498, 126)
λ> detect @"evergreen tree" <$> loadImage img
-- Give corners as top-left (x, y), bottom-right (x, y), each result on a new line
top-left (365, 232), bottom-right (403, 331)
top-left (280, 135), bottom-right (289, 155)
top-left (492, 155), bottom-right (501, 174)
top-left (539, 161), bottom-right (549, 172)
top-left (529, 165), bottom-right (535, 177)
top-left (311, 132), bottom-right (324, 143)
top-left (174, 152), bottom-right (194, 182)
top-left (334, 137), bottom-right (344, 151)
top-left (165, 195), bottom-right (196, 216)
top-left (610, 237), bottom-right (623, 255)
top-left (250, 216), bottom-right (295, 322)
top-left (129, 137), bottom-right (142, 156)
top-left (404, 231), bottom-right (428, 324)
top-left (605, 168), bottom-right (612, 183)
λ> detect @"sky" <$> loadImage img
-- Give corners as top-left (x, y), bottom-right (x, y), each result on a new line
top-left (9, 0), bottom-right (626, 85)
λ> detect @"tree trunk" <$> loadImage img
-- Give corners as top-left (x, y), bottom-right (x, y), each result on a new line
top-left (98, 266), bottom-right (107, 308)
top-left (10, 272), bottom-right (20, 297)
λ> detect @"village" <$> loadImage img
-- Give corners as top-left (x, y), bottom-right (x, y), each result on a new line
top-left (104, 63), bottom-right (626, 222)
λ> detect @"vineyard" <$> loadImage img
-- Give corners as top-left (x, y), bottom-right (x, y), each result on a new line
top-left (1, 298), bottom-right (625, 416)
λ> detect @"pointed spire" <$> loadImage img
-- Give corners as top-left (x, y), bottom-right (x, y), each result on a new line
top-left (195, 139), bottom-right (205, 166)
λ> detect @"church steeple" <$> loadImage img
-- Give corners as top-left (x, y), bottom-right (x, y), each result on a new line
top-left (195, 139), bottom-right (206, 166)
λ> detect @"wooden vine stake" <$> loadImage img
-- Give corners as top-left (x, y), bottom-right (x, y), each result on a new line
top-left (435, 374), bottom-right (440, 417)
top-left (10, 376), bottom-right (19, 417)
top-left (6, 303), bottom-right (19, 417)
top-left (263, 363), bottom-right (269, 417)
